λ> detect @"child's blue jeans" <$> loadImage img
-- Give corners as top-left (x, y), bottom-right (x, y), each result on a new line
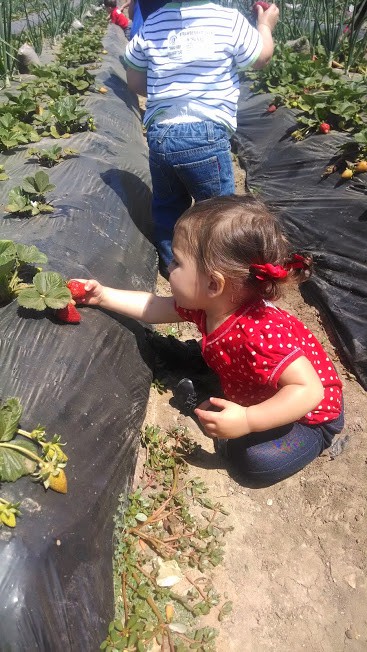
top-left (147, 120), bottom-right (235, 275)
top-left (227, 406), bottom-right (345, 486)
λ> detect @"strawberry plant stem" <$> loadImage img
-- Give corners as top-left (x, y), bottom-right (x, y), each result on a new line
top-left (0, 442), bottom-right (43, 465)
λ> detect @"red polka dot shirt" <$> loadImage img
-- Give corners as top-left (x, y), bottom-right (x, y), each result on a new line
top-left (175, 299), bottom-right (343, 425)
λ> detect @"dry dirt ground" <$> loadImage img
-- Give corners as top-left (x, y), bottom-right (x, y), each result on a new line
top-left (134, 161), bottom-right (367, 652)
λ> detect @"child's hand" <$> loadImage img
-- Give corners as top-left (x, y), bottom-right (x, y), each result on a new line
top-left (70, 279), bottom-right (105, 306)
top-left (194, 397), bottom-right (250, 440)
top-left (256, 3), bottom-right (279, 32)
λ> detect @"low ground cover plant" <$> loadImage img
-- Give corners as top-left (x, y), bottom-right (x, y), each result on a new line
top-left (102, 423), bottom-right (233, 652)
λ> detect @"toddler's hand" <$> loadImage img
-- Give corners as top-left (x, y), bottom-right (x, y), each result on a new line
top-left (256, 3), bottom-right (279, 32)
top-left (194, 397), bottom-right (250, 440)
top-left (71, 279), bottom-right (105, 306)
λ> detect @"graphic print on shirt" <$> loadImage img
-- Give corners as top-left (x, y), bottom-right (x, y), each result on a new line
top-left (167, 28), bottom-right (216, 61)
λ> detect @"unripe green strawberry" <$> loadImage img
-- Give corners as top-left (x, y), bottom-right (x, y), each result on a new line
top-left (49, 469), bottom-right (68, 494)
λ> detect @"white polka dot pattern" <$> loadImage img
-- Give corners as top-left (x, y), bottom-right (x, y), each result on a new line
top-left (175, 300), bottom-right (343, 425)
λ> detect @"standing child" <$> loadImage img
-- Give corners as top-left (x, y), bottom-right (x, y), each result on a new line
top-left (123, 1), bottom-right (279, 278)
top-left (104, 0), bottom-right (131, 38)
top-left (74, 195), bottom-right (344, 486)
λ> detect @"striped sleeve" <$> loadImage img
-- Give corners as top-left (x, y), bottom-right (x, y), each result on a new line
top-left (124, 30), bottom-right (148, 70)
top-left (232, 11), bottom-right (263, 69)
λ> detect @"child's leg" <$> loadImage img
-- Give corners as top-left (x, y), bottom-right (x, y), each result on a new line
top-left (147, 121), bottom-right (235, 276)
top-left (147, 124), bottom-right (192, 277)
top-left (226, 410), bottom-right (344, 486)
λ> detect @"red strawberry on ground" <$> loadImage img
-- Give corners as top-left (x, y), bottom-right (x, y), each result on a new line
top-left (267, 104), bottom-right (277, 113)
top-left (319, 122), bottom-right (331, 134)
top-left (55, 303), bottom-right (81, 324)
top-left (66, 280), bottom-right (86, 300)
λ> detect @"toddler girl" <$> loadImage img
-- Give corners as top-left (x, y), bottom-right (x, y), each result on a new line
top-left (77, 195), bottom-right (344, 485)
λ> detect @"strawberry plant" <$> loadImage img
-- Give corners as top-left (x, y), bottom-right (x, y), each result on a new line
top-left (57, 25), bottom-right (105, 66)
top-left (0, 113), bottom-right (40, 151)
top-left (28, 144), bottom-right (78, 167)
top-left (48, 96), bottom-right (92, 137)
top-left (0, 164), bottom-right (8, 181)
top-left (29, 64), bottom-right (94, 96)
top-left (0, 239), bottom-right (47, 304)
top-left (16, 271), bottom-right (72, 312)
top-left (2, 90), bottom-right (38, 122)
top-left (0, 397), bottom-right (68, 528)
top-left (5, 170), bottom-right (55, 216)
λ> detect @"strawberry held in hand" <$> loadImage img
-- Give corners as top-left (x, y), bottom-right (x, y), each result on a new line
top-left (55, 303), bottom-right (81, 324)
top-left (66, 280), bottom-right (86, 300)
top-left (253, 1), bottom-right (271, 13)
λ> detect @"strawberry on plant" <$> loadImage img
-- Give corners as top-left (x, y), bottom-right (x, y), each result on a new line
top-left (319, 122), bottom-right (331, 134)
top-left (66, 280), bottom-right (86, 300)
top-left (267, 104), bottom-right (277, 113)
top-left (355, 160), bottom-right (367, 173)
top-left (55, 303), bottom-right (81, 323)
top-left (0, 499), bottom-right (21, 528)
top-left (48, 469), bottom-right (68, 494)
top-left (32, 454), bottom-right (67, 493)
top-left (341, 169), bottom-right (353, 179)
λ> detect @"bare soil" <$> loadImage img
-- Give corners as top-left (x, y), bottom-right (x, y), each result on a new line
top-left (135, 160), bottom-right (367, 651)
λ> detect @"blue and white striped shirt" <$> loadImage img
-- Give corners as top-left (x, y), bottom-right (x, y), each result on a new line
top-left (124, 1), bottom-right (262, 131)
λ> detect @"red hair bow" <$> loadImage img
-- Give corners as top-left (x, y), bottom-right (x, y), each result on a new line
top-left (249, 263), bottom-right (288, 281)
top-left (285, 253), bottom-right (308, 270)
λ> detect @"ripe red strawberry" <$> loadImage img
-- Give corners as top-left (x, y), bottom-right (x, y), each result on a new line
top-left (267, 104), bottom-right (277, 113)
top-left (55, 303), bottom-right (81, 324)
top-left (319, 122), bottom-right (331, 134)
top-left (66, 280), bottom-right (86, 300)
top-left (253, 1), bottom-right (271, 13)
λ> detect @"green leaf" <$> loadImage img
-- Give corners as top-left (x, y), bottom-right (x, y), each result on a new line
top-left (21, 178), bottom-right (38, 194)
top-left (17, 287), bottom-right (47, 311)
top-left (33, 271), bottom-right (65, 293)
top-left (34, 170), bottom-right (55, 193)
top-left (50, 126), bottom-right (61, 139)
top-left (0, 398), bottom-right (22, 442)
top-left (15, 243), bottom-right (48, 265)
top-left (0, 240), bottom-right (17, 266)
top-left (0, 172), bottom-right (9, 181)
top-left (43, 286), bottom-right (71, 309)
top-left (0, 438), bottom-right (37, 481)
top-left (38, 204), bottom-right (55, 214)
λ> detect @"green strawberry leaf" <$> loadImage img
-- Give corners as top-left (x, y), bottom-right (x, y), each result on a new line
top-left (0, 398), bottom-right (22, 442)
top-left (0, 438), bottom-right (37, 481)
top-left (17, 287), bottom-right (47, 311)
top-left (38, 204), bottom-right (54, 213)
top-left (0, 172), bottom-right (9, 181)
top-left (43, 286), bottom-right (71, 309)
top-left (0, 240), bottom-right (17, 265)
top-left (15, 243), bottom-right (48, 265)
top-left (34, 170), bottom-right (55, 194)
top-left (50, 126), bottom-right (61, 139)
top-left (33, 271), bottom-right (65, 293)
top-left (21, 178), bottom-right (38, 194)
top-left (17, 272), bottom-right (70, 310)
